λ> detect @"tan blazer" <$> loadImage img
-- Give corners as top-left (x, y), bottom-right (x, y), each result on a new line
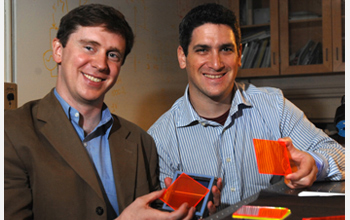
top-left (4, 89), bottom-right (160, 220)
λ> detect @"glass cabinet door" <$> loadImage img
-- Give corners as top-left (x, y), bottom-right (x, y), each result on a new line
top-left (279, 0), bottom-right (333, 75)
top-left (233, 0), bottom-right (279, 78)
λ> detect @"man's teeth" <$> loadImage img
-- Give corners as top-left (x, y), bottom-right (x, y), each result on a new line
top-left (84, 73), bottom-right (102, 82)
top-left (204, 74), bottom-right (224, 79)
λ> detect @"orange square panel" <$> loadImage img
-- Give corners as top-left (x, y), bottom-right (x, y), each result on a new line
top-left (160, 173), bottom-right (209, 210)
top-left (232, 205), bottom-right (291, 219)
top-left (253, 139), bottom-right (297, 176)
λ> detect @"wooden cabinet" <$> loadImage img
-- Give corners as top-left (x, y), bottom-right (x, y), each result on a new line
top-left (232, 0), bottom-right (345, 78)
top-left (331, 0), bottom-right (345, 72)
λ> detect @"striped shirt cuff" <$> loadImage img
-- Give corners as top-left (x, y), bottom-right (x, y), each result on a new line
top-left (307, 151), bottom-right (329, 180)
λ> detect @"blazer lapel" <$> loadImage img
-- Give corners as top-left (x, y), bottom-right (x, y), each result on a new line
top-left (36, 90), bottom-right (104, 201)
top-left (108, 119), bottom-right (137, 212)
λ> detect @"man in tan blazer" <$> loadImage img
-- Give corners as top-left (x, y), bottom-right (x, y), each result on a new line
top-left (4, 4), bottom-right (195, 220)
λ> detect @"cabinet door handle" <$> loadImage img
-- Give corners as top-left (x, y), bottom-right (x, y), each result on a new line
top-left (273, 52), bottom-right (276, 65)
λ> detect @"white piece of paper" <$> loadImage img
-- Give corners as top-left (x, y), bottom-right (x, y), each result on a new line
top-left (298, 191), bottom-right (345, 197)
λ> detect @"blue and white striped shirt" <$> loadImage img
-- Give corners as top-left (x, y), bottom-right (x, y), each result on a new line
top-left (148, 82), bottom-right (345, 207)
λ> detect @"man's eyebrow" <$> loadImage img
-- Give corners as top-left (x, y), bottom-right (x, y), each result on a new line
top-left (79, 39), bottom-right (101, 46)
top-left (220, 43), bottom-right (236, 49)
top-left (193, 43), bottom-right (236, 50)
top-left (193, 44), bottom-right (211, 49)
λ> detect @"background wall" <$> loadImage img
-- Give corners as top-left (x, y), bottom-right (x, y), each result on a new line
top-left (11, 0), bottom-right (233, 130)
top-left (9, 0), bottom-right (345, 131)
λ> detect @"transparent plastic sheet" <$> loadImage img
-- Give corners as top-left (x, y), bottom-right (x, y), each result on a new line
top-left (160, 173), bottom-right (209, 210)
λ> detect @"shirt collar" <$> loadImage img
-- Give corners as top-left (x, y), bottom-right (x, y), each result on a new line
top-left (230, 82), bottom-right (252, 113)
top-left (176, 85), bottom-right (201, 127)
top-left (177, 82), bottom-right (252, 127)
top-left (54, 88), bottom-right (113, 130)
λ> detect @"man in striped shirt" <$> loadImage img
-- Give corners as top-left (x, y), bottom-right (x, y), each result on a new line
top-left (148, 3), bottom-right (345, 209)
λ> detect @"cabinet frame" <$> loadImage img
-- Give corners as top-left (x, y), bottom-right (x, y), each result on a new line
top-left (233, 0), bottom-right (343, 78)
top-left (331, 0), bottom-right (345, 72)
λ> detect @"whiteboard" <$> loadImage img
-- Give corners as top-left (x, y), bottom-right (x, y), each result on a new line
top-left (12, 0), bottom-right (233, 130)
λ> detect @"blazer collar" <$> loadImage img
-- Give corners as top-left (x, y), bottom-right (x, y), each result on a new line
top-left (108, 120), bottom-right (137, 211)
top-left (36, 89), bottom-right (104, 200)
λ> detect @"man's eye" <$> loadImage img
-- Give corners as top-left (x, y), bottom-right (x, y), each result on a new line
top-left (222, 47), bottom-right (233, 52)
top-left (85, 46), bottom-right (93, 51)
top-left (196, 48), bottom-right (207, 53)
top-left (108, 52), bottom-right (121, 62)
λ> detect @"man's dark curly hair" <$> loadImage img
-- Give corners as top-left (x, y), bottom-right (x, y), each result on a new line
top-left (179, 3), bottom-right (241, 56)
top-left (56, 4), bottom-right (134, 65)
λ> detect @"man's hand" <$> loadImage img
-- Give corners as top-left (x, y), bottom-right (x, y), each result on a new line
top-left (117, 189), bottom-right (195, 220)
top-left (207, 177), bottom-right (222, 215)
top-left (164, 177), bottom-right (173, 188)
top-left (165, 177), bottom-right (222, 216)
top-left (279, 137), bottom-right (318, 189)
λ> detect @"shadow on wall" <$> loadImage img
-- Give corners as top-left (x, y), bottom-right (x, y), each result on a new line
top-left (135, 86), bottom-right (186, 131)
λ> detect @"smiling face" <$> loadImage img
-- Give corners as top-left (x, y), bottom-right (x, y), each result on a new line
top-left (52, 25), bottom-right (126, 109)
top-left (178, 23), bottom-right (241, 105)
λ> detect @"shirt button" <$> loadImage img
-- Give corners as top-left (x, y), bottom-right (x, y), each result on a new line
top-left (96, 206), bottom-right (104, 215)
top-left (226, 158), bottom-right (231, 162)
top-left (231, 187), bottom-right (236, 192)
top-left (83, 142), bottom-right (87, 147)
top-left (75, 112), bottom-right (79, 118)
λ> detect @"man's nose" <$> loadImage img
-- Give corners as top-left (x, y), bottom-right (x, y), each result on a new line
top-left (208, 52), bottom-right (224, 70)
top-left (92, 53), bottom-right (108, 72)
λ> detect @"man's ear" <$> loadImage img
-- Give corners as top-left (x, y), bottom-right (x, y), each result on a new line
top-left (237, 43), bottom-right (243, 67)
top-left (177, 46), bottom-right (187, 69)
top-left (52, 38), bottom-right (63, 64)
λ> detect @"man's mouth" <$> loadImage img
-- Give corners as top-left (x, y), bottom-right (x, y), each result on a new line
top-left (84, 73), bottom-right (103, 82)
top-left (203, 73), bottom-right (226, 79)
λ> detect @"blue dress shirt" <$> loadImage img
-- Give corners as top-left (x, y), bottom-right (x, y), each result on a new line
top-left (54, 89), bottom-right (119, 215)
top-left (148, 82), bottom-right (345, 208)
